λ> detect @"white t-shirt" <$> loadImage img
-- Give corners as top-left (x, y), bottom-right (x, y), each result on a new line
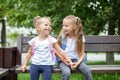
top-left (64, 36), bottom-right (85, 60)
top-left (28, 35), bottom-right (57, 65)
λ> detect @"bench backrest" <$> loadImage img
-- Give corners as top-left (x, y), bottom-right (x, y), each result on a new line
top-left (17, 35), bottom-right (120, 53)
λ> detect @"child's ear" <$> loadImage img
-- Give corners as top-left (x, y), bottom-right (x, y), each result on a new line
top-left (73, 25), bottom-right (77, 29)
top-left (36, 26), bottom-right (40, 31)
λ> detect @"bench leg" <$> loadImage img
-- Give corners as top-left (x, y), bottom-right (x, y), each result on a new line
top-left (1, 73), bottom-right (17, 80)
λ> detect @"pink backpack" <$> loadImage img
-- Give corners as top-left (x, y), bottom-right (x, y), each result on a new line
top-left (31, 36), bottom-right (56, 61)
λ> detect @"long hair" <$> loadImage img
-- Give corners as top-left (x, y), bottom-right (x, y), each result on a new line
top-left (57, 15), bottom-right (84, 55)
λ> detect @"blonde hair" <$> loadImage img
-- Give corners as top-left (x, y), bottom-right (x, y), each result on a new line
top-left (33, 16), bottom-right (51, 27)
top-left (58, 15), bottom-right (84, 55)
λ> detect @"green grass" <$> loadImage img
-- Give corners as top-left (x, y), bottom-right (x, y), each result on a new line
top-left (18, 73), bottom-right (120, 80)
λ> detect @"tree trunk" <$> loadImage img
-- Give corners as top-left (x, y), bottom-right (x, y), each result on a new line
top-left (106, 52), bottom-right (114, 64)
top-left (118, 15), bottom-right (120, 35)
top-left (106, 18), bottom-right (115, 64)
top-left (1, 19), bottom-right (6, 48)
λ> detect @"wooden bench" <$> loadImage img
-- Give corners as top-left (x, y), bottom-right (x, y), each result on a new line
top-left (0, 47), bottom-right (21, 80)
top-left (14, 65), bottom-right (120, 73)
top-left (1, 35), bottom-right (119, 80)
top-left (0, 68), bottom-right (9, 79)
top-left (15, 35), bottom-right (120, 74)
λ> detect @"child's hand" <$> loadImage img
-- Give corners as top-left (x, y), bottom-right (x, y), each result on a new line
top-left (70, 63), bottom-right (77, 70)
top-left (70, 62), bottom-right (79, 70)
top-left (65, 60), bottom-right (73, 66)
top-left (21, 64), bottom-right (26, 72)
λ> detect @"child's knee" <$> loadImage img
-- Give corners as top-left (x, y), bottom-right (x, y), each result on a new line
top-left (62, 70), bottom-right (71, 77)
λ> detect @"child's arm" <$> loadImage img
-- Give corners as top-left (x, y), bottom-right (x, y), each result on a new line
top-left (21, 46), bottom-right (32, 72)
top-left (77, 44), bottom-right (85, 64)
top-left (72, 44), bottom-right (85, 69)
top-left (55, 50), bottom-right (70, 66)
top-left (53, 42), bottom-right (73, 65)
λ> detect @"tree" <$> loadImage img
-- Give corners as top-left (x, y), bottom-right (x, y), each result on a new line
top-left (106, 0), bottom-right (120, 64)
top-left (0, 0), bottom-right (120, 64)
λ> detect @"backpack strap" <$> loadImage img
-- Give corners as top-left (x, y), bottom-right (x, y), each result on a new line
top-left (48, 35), bottom-right (56, 61)
top-left (31, 37), bottom-right (37, 55)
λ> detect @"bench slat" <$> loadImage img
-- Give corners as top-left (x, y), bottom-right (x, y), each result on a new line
top-left (20, 35), bottom-right (120, 44)
top-left (85, 35), bottom-right (120, 44)
top-left (18, 35), bottom-right (120, 53)
top-left (14, 65), bottom-right (120, 74)
top-left (85, 44), bottom-right (120, 52)
top-left (20, 44), bottom-right (120, 53)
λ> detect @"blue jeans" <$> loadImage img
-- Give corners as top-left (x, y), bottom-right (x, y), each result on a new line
top-left (59, 59), bottom-right (92, 80)
top-left (30, 64), bottom-right (53, 80)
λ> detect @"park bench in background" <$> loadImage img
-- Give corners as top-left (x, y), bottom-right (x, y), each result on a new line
top-left (16, 35), bottom-right (120, 73)
top-left (0, 35), bottom-right (120, 80)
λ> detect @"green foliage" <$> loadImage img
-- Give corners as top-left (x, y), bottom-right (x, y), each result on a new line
top-left (0, 0), bottom-right (120, 35)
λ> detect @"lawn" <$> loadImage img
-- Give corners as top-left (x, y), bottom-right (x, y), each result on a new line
top-left (18, 73), bottom-right (120, 80)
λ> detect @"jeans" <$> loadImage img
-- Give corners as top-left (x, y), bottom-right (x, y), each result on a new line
top-left (30, 64), bottom-right (53, 80)
top-left (59, 59), bottom-right (92, 80)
